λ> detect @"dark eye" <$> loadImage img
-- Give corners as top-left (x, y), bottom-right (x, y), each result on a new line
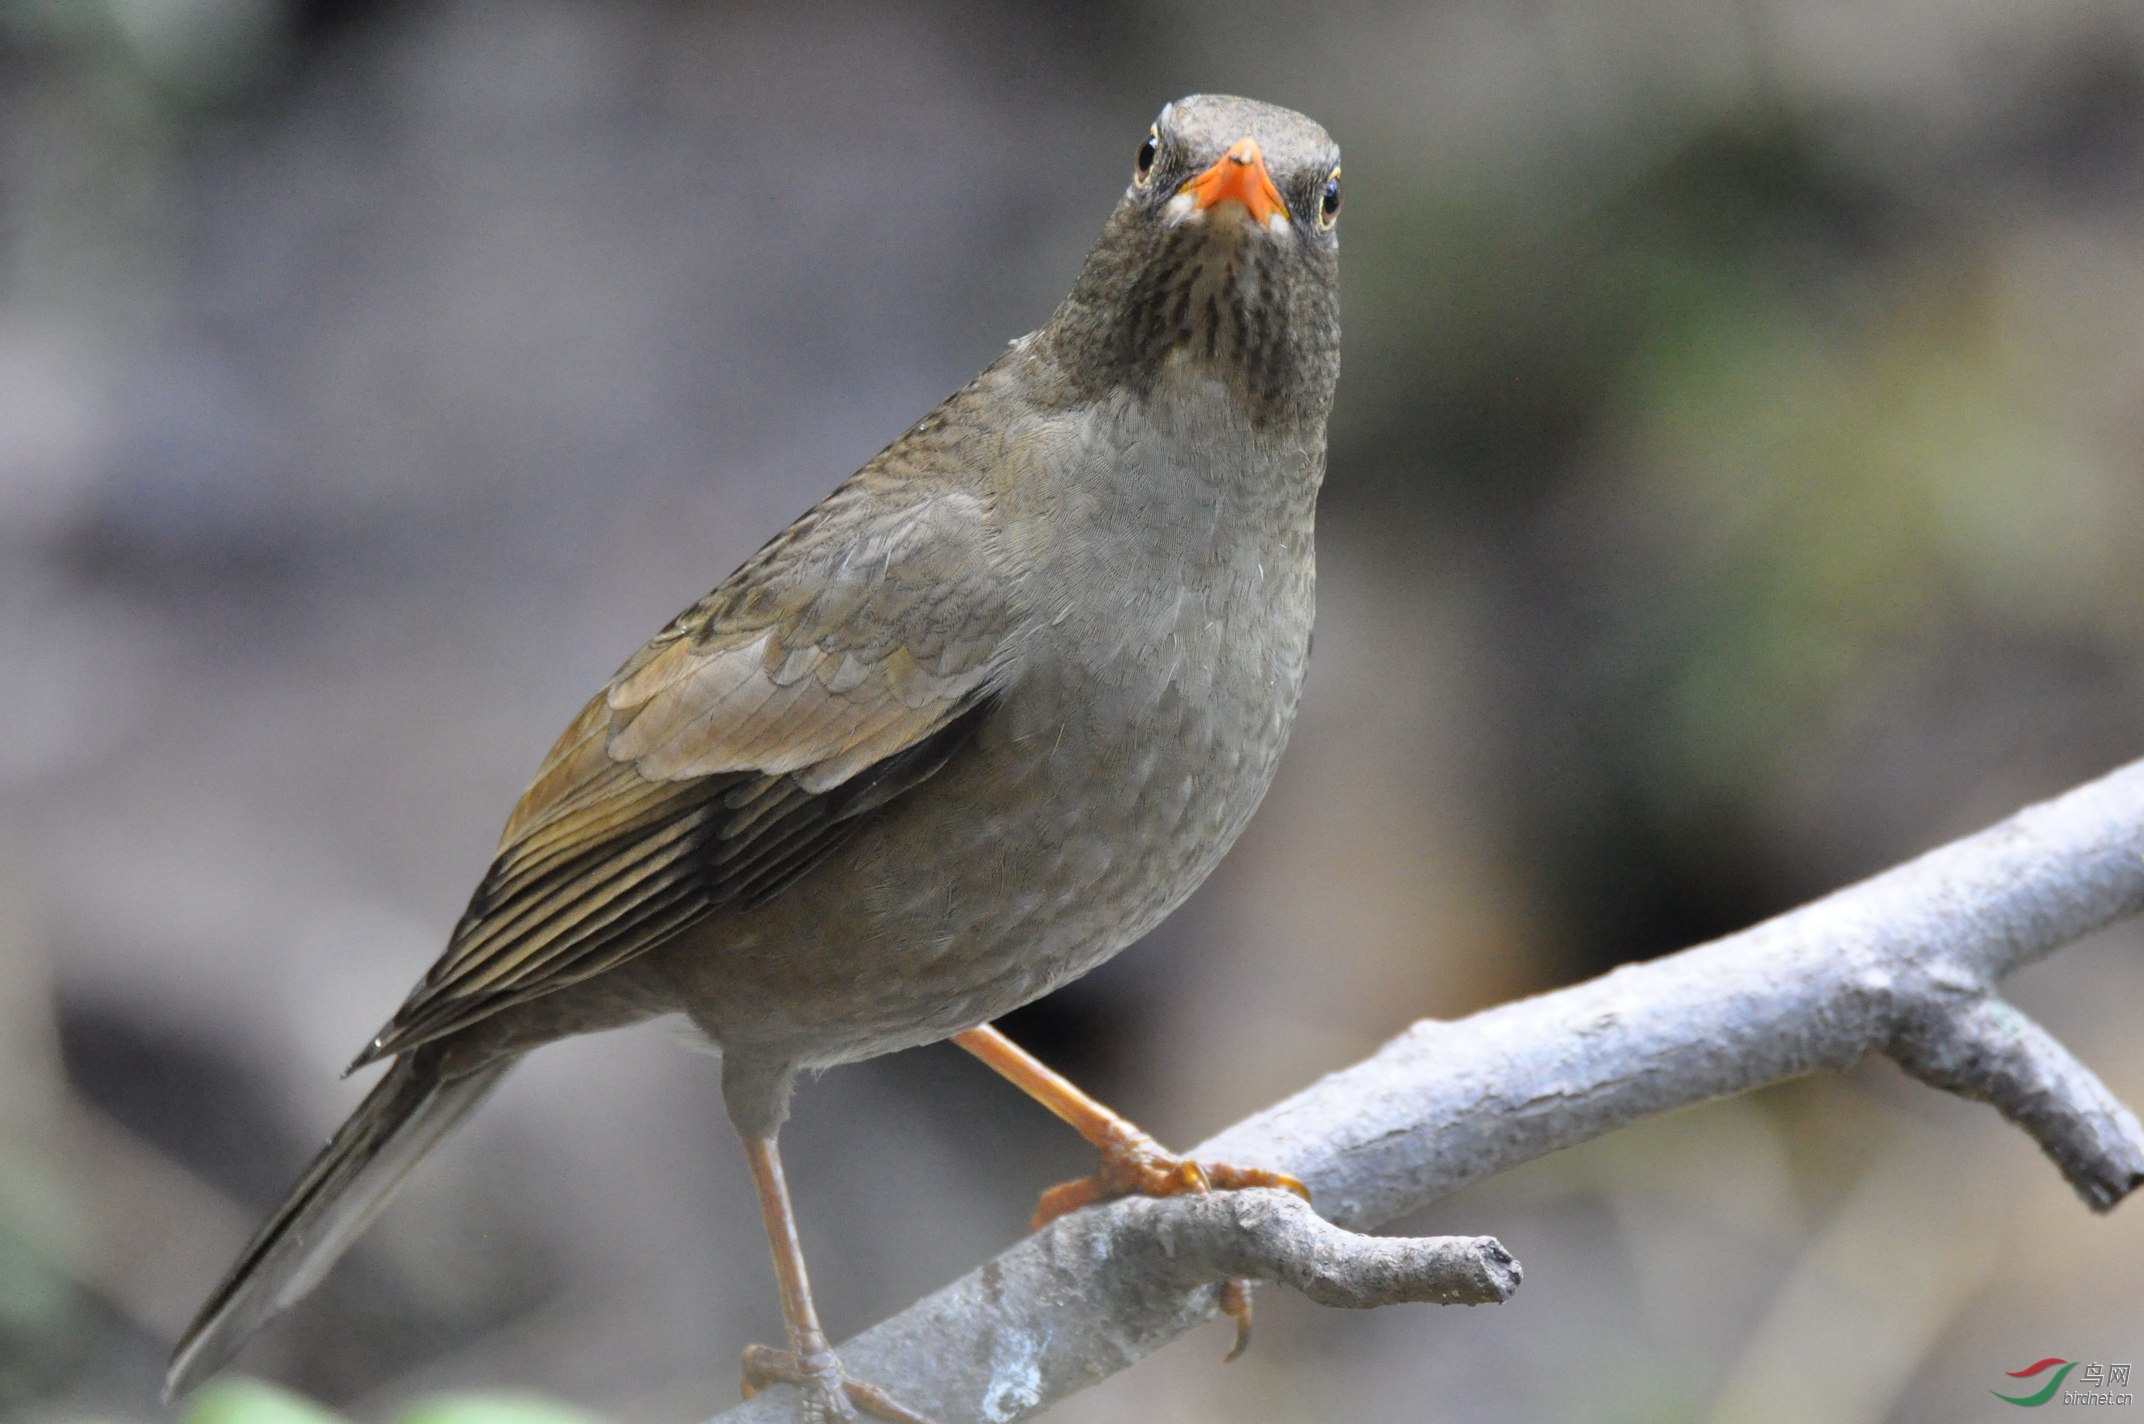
top-left (1134, 126), bottom-right (1159, 187)
top-left (1318, 168), bottom-right (1343, 228)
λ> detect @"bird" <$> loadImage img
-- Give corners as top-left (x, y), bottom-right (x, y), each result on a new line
top-left (167, 93), bottom-right (1344, 1423)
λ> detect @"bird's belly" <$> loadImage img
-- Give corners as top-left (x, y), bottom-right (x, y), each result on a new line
top-left (664, 567), bottom-right (1312, 1065)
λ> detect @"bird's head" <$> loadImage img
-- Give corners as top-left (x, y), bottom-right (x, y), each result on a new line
top-left (1043, 95), bottom-right (1342, 430)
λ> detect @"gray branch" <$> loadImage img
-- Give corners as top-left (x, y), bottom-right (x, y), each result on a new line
top-left (1085, 1190), bottom-right (1519, 1310)
top-left (712, 757), bottom-right (2144, 1424)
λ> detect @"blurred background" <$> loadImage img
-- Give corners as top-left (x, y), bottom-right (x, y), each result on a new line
top-left (4, 1), bottom-right (2143, 1420)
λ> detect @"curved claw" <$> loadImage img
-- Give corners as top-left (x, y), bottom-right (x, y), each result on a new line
top-left (1219, 1278), bottom-right (1255, 1362)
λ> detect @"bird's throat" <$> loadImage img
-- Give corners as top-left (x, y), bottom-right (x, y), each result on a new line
top-left (1044, 215), bottom-right (1338, 434)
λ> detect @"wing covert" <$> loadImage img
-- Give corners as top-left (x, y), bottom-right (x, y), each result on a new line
top-left (352, 485), bottom-right (1015, 1068)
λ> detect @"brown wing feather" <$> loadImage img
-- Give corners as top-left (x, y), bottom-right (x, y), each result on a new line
top-left (350, 485), bottom-right (1013, 1069)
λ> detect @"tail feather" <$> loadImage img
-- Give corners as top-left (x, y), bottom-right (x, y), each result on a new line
top-left (164, 1052), bottom-right (511, 1401)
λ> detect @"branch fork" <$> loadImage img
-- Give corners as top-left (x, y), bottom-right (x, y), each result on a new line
top-left (1888, 989), bottom-right (2144, 1210)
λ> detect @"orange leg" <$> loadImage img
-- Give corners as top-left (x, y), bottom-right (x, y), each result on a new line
top-left (737, 1132), bottom-right (936, 1423)
top-left (952, 1023), bottom-right (1308, 1358)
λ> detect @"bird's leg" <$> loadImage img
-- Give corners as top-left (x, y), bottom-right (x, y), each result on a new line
top-left (951, 1024), bottom-right (1310, 1220)
top-left (951, 1023), bottom-right (1308, 1358)
top-left (737, 1131), bottom-right (937, 1424)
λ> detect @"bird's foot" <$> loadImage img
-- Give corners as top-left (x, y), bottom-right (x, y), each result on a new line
top-left (741, 1344), bottom-right (938, 1424)
top-left (1032, 1123), bottom-right (1309, 1359)
top-left (1031, 1122), bottom-right (1309, 1225)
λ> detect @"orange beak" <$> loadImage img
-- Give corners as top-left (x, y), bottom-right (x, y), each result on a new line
top-left (1182, 137), bottom-right (1286, 226)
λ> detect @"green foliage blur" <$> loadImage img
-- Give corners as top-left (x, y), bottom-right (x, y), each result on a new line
top-left (178, 1379), bottom-right (601, 1424)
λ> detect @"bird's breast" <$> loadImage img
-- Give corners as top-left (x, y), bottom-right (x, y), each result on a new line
top-left (668, 379), bottom-right (1324, 1065)
top-left (964, 379), bottom-right (1323, 977)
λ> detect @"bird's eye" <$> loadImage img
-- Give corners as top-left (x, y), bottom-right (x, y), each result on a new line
top-left (1134, 126), bottom-right (1160, 187)
top-left (1318, 168), bottom-right (1343, 229)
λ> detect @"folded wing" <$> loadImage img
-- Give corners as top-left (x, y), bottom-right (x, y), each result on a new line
top-left (352, 485), bottom-right (1014, 1068)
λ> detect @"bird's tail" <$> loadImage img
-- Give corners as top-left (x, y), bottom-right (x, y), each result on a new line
top-left (164, 1048), bottom-right (511, 1400)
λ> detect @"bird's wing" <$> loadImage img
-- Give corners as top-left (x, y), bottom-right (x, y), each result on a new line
top-left (354, 482), bottom-right (1016, 1066)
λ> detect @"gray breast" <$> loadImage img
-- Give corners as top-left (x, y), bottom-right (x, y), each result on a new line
top-left (668, 376), bottom-right (1321, 1067)
top-left (913, 374), bottom-right (1322, 1016)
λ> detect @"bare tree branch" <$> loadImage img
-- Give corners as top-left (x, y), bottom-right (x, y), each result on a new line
top-left (1077, 1191), bottom-right (1519, 1311)
top-left (711, 757), bottom-right (2144, 1423)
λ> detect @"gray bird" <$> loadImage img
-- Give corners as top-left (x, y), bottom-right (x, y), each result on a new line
top-left (168, 93), bottom-right (1343, 1423)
